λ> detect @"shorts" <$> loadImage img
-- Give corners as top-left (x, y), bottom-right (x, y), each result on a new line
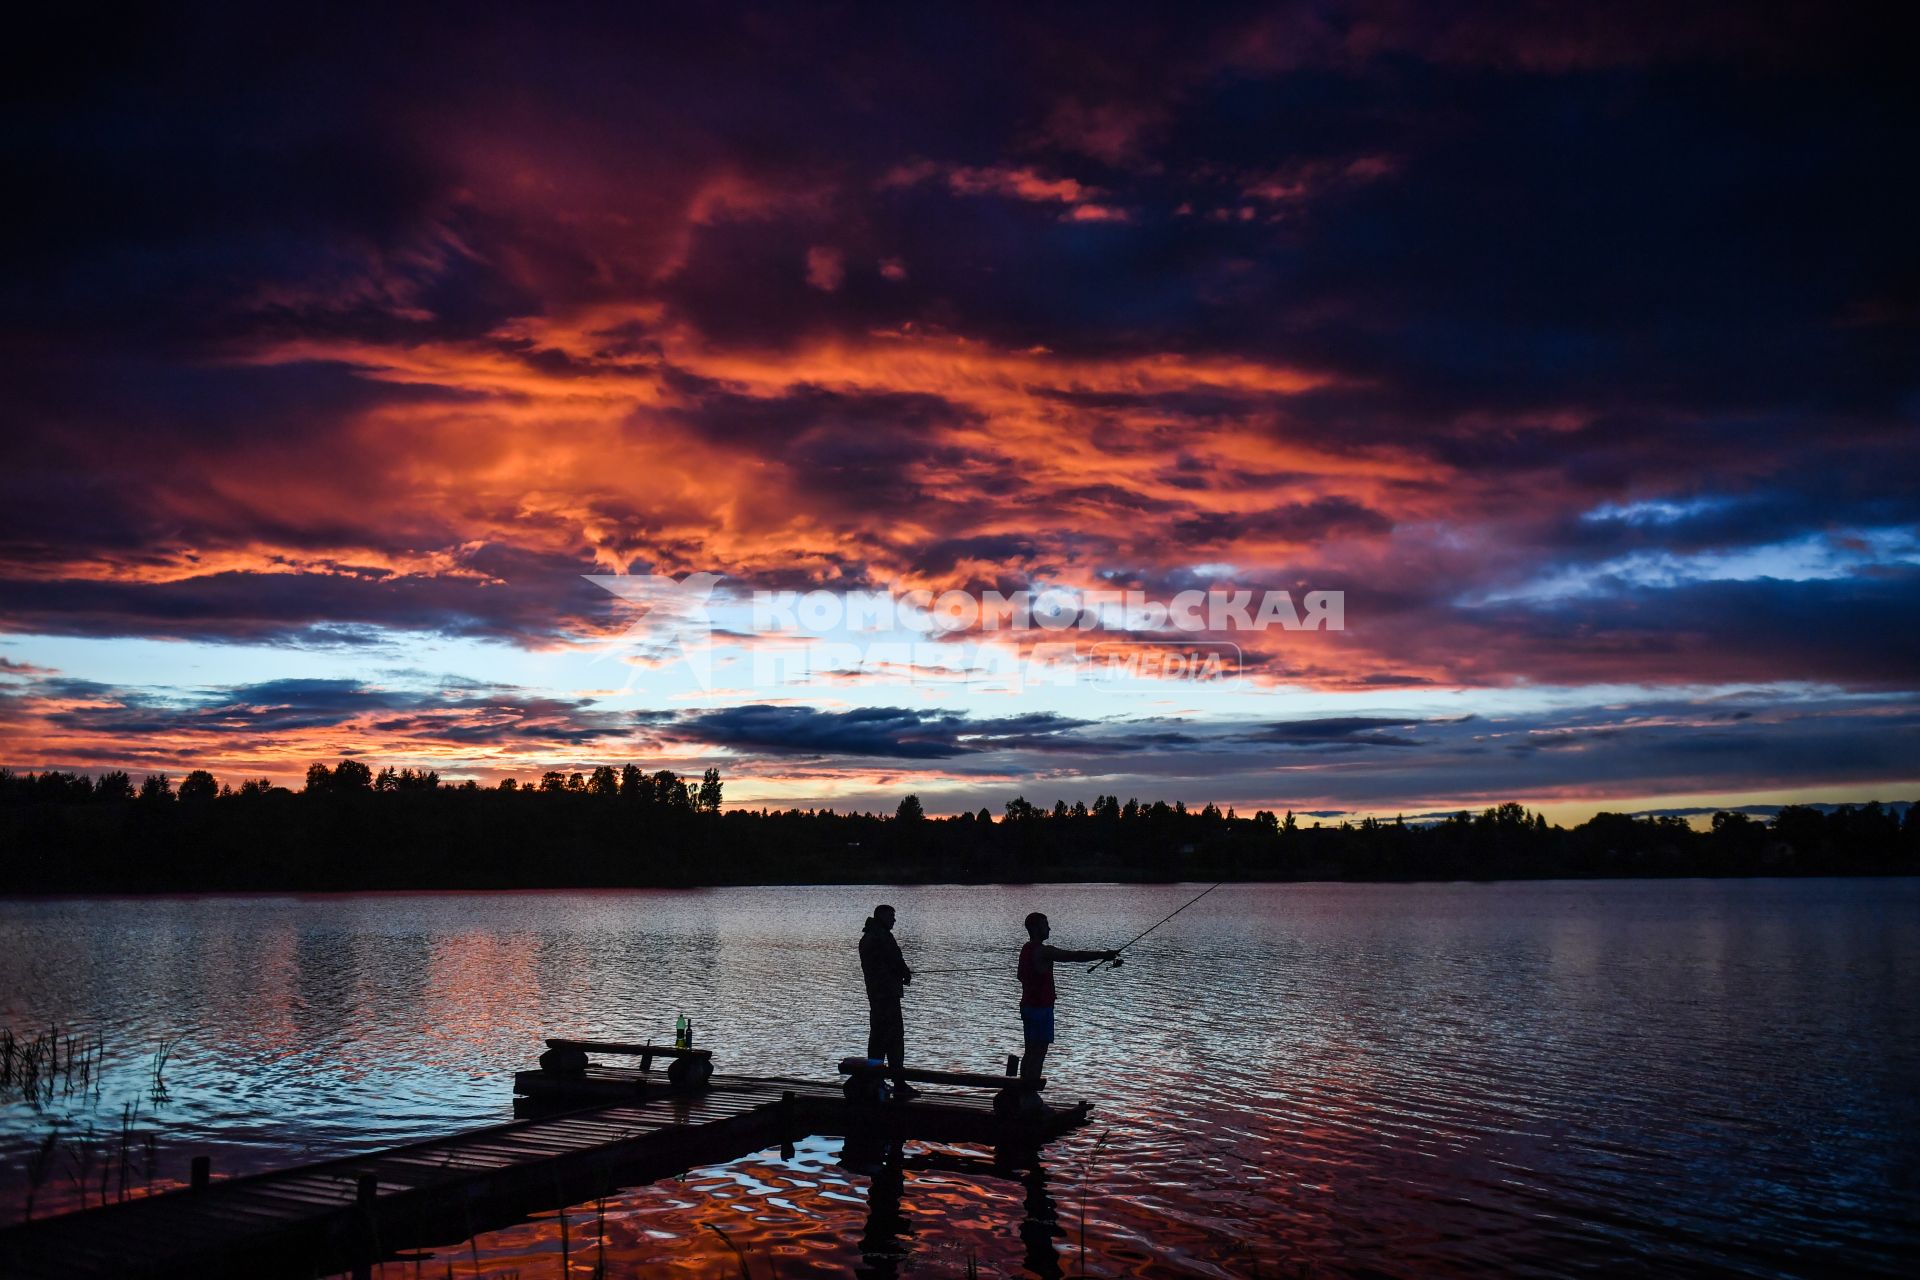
top-left (1019, 1004), bottom-right (1055, 1045)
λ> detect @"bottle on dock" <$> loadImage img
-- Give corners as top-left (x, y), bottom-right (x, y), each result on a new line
top-left (675, 1013), bottom-right (688, 1049)
top-left (686, 1018), bottom-right (695, 1048)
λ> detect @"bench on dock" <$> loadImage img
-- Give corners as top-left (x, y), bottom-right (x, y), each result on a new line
top-left (837, 1056), bottom-right (1047, 1118)
top-left (540, 1038), bottom-right (714, 1089)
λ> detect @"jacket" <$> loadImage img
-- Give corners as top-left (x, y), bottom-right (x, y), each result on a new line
top-left (859, 918), bottom-right (911, 1001)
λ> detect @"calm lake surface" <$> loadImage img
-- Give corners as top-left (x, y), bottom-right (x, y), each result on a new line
top-left (1, 879), bottom-right (1915, 1277)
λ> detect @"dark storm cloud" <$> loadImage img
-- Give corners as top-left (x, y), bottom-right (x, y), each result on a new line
top-left (0, 553), bottom-right (612, 645)
top-left (1500, 572), bottom-right (1920, 691)
top-left (1549, 463), bottom-right (1920, 555)
top-left (0, 359), bottom-right (488, 579)
top-left (1234, 716), bottom-right (1432, 747)
top-left (1172, 497), bottom-right (1393, 546)
top-left (13, 673), bottom-right (640, 748)
top-left (906, 535), bottom-right (1046, 577)
top-left (663, 386), bottom-right (979, 449)
top-left (38, 678), bottom-right (418, 736)
top-left (13, 2), bottom-right (1910, 380)
top-left (667, 704), bottom-right (1095, 760)
top-left (1201, 69), bottom-right (1918, 419)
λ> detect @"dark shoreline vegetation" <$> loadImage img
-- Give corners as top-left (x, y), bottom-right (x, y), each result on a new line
top-left (1, 763), bottom-right (1914, 894)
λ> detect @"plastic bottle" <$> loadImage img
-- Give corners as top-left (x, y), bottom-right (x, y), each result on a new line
top-left (675, 1013), bottom-right (688, 1049)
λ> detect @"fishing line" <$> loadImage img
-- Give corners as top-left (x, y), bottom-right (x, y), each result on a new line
top-left (1089, 881), bottom-right (1225, 972)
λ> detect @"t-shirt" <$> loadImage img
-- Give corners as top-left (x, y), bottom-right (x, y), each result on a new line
top-left (1017, 939), bottom-right (1056, 1008)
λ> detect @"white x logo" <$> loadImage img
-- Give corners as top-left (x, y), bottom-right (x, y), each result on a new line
top-left (584, 572), bottom-right (726, 689)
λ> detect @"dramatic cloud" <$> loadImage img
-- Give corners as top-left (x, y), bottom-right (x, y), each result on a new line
top-left (1, 2), bottom-right (1913, 814)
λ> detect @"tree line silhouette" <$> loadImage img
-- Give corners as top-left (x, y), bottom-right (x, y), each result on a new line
top-left (0, 763), bottom-right (1912, 893)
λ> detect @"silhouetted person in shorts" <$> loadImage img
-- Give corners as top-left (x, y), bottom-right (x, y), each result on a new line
top-left (1018, 911), bottom-right (1117, 1083)
top-left (859, 904), bottom-right (919, 1098)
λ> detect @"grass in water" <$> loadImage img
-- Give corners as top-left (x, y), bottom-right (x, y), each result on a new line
top-left (148, 1035), bottom-right (183, 1104)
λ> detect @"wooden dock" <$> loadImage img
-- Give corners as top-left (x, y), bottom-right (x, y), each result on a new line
top-left (0, 1072), bottom-right (1092, 1279)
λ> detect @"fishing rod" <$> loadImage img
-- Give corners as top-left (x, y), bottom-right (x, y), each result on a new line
top-left (916, 880), bottom-right (1227, 978)
top-left (1089, 881), bottom-right (1225, 972)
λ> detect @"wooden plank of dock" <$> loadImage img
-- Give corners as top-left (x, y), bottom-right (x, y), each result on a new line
top-left (0, 1074), bottom-right (1091, 1280)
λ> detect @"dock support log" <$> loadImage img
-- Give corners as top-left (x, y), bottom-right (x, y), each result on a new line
top-left (351, 1174), bottom-right (378, 1280)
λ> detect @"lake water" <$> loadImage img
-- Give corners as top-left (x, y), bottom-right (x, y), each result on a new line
top-left (1, 880), bottom-right (1916, 1277)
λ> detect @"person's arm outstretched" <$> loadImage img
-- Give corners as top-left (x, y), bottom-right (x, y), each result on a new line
top-left (1042, 944), bottom-right (1119, 963)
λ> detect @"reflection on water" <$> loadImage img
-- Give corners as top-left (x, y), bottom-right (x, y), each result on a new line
top-left (2, 880), bottom-right (1917, 1276)
top-left (369, 1136), bottom-right (1074, 1279)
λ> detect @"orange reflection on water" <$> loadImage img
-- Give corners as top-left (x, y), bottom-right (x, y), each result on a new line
top-left (320, 1134), bottom-right (1271, 1280)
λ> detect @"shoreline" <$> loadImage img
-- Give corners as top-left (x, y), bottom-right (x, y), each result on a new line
top-left (3, 868), bottom-right (1915, 902)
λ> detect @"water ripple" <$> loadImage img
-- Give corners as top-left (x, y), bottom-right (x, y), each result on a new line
top-left (1, 880), bottom-right (1916, 1276)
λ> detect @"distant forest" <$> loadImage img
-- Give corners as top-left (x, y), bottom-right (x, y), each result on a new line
top-left (0, 762), bottom-right (1914, 893)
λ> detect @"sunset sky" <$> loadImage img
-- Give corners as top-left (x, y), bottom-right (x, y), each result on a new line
top-left (3, 3), bottom-right (1914, 821)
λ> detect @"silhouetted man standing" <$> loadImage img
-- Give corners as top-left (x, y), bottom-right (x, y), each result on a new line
top-left (859, 904), bottom-right (920, 1098)
top-left (1018, 912), bottom-right (1117, 1083)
